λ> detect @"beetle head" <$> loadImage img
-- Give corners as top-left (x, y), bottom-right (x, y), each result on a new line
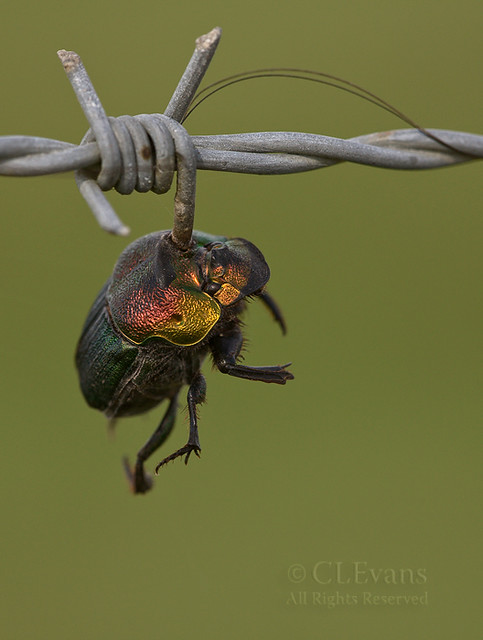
top-left (201, 238), bottom-right (270, 306)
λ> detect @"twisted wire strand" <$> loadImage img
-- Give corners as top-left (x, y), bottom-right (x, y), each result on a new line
top-left (2, 128), bottom-right (480, 175)
top-left (0, 27), bottom-right (481, 239)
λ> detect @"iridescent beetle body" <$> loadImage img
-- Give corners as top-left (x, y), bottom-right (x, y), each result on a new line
top-left (76, 229), bottom-right (293, 493)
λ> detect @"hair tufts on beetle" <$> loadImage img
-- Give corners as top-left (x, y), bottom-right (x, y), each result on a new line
top-left (1, 27), bottom-right (481, 493)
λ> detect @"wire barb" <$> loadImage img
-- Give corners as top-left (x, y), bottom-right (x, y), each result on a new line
top-left (1, 29), bottom-right (481, 239)
top-left (55, 38), bottom-right (209, 244)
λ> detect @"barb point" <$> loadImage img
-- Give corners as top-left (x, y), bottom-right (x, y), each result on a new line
top-left (196, 27), bottom-right (222, 50)
top-left (57, 49), bottom-right (81, 72)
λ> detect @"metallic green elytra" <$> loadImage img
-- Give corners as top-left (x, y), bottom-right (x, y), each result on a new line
top-left (76, 229), bottom-right (293, 493)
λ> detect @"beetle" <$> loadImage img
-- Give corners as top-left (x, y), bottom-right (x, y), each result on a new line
top-left (76, 228), bottom-right (293, 493)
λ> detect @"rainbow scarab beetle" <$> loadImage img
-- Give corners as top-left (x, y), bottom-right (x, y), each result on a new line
top-left (76, 228), bottom-right (293, 493)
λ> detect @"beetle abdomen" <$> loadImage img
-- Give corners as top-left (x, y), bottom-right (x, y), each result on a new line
top-left (76, 285), bottom-right (138, 413)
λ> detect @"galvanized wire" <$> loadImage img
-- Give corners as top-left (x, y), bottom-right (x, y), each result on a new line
top-left (1, 27), bottom-right (481, 240)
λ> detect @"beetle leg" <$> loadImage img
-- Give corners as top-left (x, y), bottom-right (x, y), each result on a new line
top-left (123, 392), bottom-right (179, 494)
top-left (155, 371), bottom-right (206, 471)
top-left (210, 326), bottom-right (294, 384)
top-left (258, 291), bottom-right (287, 335)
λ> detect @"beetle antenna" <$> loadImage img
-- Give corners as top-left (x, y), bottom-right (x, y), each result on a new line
top-left (182, 67), bottom-right (466, 156)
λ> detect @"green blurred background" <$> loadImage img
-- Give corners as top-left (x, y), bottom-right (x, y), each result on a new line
top-left (1, 0), bottom-right (481, 638)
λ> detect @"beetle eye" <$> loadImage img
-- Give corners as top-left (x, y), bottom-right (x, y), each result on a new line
top-left (203, 281), bottom-right (222, 296)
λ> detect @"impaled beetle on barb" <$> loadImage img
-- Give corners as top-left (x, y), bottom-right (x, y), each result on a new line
top-left (64, 29), bottom-right (294, 494)
top-left (76, 228), bottom-right (293, 493)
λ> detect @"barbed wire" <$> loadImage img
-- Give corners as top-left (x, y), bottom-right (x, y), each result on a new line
top-left (1, 27), bottom-right (481, 246)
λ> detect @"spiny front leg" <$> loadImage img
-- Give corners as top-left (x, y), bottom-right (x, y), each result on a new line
top-left (210, 326), bottom-right (294, 384)
top-left (155, 371), bottom-right (206, 472)
top-left (124, 392), bottom-right (179, 494)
